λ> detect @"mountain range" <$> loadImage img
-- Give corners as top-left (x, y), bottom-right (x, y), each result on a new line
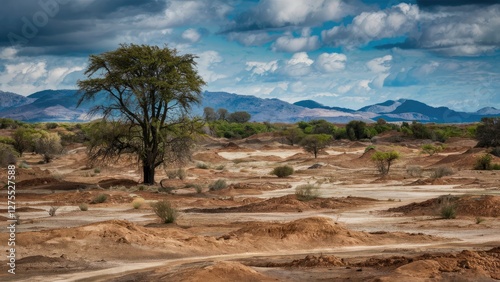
top-left (0, 89), bottom-right (498, 123)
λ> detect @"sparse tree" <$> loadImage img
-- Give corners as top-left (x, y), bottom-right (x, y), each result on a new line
top-left (371, 151), bottom-right (400, 175)
top-left (0, 144), bottom-right (18, 166)
top-left (421, 144), bottom-right (443, 156)
top-left (300, 134), bottom-right (332, 158)
top-left (77, 44), bottom-right (205, 184)
top-left (33, 132), bottom-right (63, 163)
top-left (217, 108), bottom-right (229, 121)
top-left (12, 127), bottom-right (37, 156)
top-left (346, 120), bottom-right (368, 140)
top-left (203, 107), bottom-right (217, 122)
top-left (282, 127), bottom-right (305, 146)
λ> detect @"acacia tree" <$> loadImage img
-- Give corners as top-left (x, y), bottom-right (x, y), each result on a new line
top-left (77, 44), bottom-right (205, 184)
top-left (300, 134), bottom-right (332, 158)
top-left (371, 151), bottom-right (400, 175)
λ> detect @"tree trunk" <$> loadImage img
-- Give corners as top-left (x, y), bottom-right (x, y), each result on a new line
top-left (143, 164), bottom-right (155, 185)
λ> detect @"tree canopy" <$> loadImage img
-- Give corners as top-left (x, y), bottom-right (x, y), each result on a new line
top-left (77, 44), bottom-right (205, 184)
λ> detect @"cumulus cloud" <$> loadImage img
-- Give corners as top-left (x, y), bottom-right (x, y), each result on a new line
top-left (181, 28), bottom-right (201, 43)
top-left (283, 52), bottom-right (314, 76)
top-left (195, 50), bottom-right (226, 83)
top-left (271, 33), bottom-right (320, 52)
top-left (314, 53), bottom-right (347, 72)
top-left (366, 55), bottom-right (392, 73)
top-left (245, 60), bottom-right (279, 75)
top-left (322, 3), bottom-right (419, 48)
top-left (225, 0), bottom-right (366, 32)
top-left (384, 61), bottom-right (439, 87)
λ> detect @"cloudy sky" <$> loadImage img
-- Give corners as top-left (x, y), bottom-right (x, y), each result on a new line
top-left (0, 0), bottom-right (499, 111)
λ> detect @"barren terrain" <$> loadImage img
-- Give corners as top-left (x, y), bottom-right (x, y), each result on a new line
top-left (1, 133), bottom-right (500, 281)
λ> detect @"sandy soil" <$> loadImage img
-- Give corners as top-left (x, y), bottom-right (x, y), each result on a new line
top-left (0, 134), bottom-right (499, 281)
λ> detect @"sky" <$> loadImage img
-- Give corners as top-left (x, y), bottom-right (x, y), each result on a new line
top-left (0, 0), bottom-right (499, 112)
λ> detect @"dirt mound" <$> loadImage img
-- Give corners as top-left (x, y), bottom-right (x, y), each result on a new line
top-left (98, 178), bottom-right (139, 188)
top-left (15, 178), bottom-right (89, 190)
top-left (16, 177), bottom-right (61, 187)
top-left (265, 254), bottom-right (346, 268)
top-left (430, 148), bottom-right (492, 168)
top-left (193, 151), bottom-right (228, 162)
top-left (388, 194), bottom-right (500, 217)
top-left (186, 195), bottom-right (377, 213)
top-left (16, 255), bottom-right (93, 274)
top-left (162, 261), bottom-right (277, 282)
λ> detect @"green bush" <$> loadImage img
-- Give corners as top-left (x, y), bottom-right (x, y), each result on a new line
top-left (0, 136), bottom-right (15, 145)
top-left (132, 198), bottom-right (144, 209)
top-left (79, 203), bottom-right (88, 211)
top-left (0, 144), bottom-right (18, 167)
top-left (209, 179), bottom-right (227, 191)
top-left (166, 169), bottom-right (178, 179)
top-left (270, 165), bottom-right (294, 178)
top-left (295, 184), bottom-right (320, 201)
top-left (421, 144), bottom-right (443, 156)
top-left (474, 154), bottom-right (492, 170)
top-left (196, 162), bottom-right (209, 169)
top-left (371, 151), bottom-right (400, 175)
top-left (440, 204), bottom-right (457, 219)
top-left (177, 168), bottom-right (186, 180)
top-left (92, 194), bottom-right (108, 204)
top-left (150, 200), bottom-right (177, 223)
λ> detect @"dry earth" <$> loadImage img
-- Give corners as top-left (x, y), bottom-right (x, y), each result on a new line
top-left (1, 133), bottom-right (499, 281)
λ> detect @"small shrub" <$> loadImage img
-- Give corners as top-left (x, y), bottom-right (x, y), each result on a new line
top-left (431, 166), bottom-right (454, 179)
top-left (474, 154), bottom-right (492, 170)
top-left (406, 166), bottom-right (423, 177)
top-left (166, 169), bottom-right (178, 179)
top-left (177, 168), bottom-right (186, 180)
top-left (365, 145), bottom-right (376, 153)
top-left (295, 184), bottom-right (320, 201)
top-left (158, 186), bottom-right (175, 193)
top-left (421, 144), bottom-right (443, 156)
top-left (48, 206), bottom-right (59, 216)
top-left (214, 164), bottom-right (226, 170)
top-left (79, 203), bottom-right (88, 211)
top-left (194, 184), bottom-right (203, 194)
top-left (138, 185), bottom-right (145, 191)
top-left (270, 165), bottom-right (294, 178)
top-left (196, 162), bottom-right (209, 169)
top-left (440, 204), bottom-right (457, 219)
top-left (492, 163), bottom-right (500, 170)
top-left (132, 198), bottom-right (145, 209)
top-left (92, 193), bottom-right (108, 204)
top-left (475, 217), bottom-right (485, 224)
top-left (209, 179), bottom-right (227, 191)
top-left (93, 168), bottom-right (101, 174)
top-left (150, 200), bottom-right (177, 223)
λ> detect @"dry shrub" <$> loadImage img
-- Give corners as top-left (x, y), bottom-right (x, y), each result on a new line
top-left (150, 200), bottom-right (177, 223)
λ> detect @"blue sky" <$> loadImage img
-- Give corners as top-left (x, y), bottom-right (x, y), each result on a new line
top-left (0, 0), bottom-right (499, 111)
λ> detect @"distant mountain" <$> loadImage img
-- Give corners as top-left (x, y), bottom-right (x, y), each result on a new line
top-left (293, 100), bottom-right (356, 113)
top-left (0, 91), bottom-right (35, 111)
top-left (0, 90), bottom-right (498, 123)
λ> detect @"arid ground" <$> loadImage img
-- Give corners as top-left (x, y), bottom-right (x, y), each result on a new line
top-left (1, 132), bottom-right (500, 281)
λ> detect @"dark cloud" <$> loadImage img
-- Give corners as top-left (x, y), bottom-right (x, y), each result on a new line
top-left (1, 0), bottom-right (167, 55)
top-left (417, 0), bottom-right (499, 7)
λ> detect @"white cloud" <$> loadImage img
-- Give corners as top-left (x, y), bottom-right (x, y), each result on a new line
top-left (0, 48), bottom-right (18, 60)
top-left (283, 52), bottom-right (314, 76)
top-left (181, 28), bottom-right (201, 43)
top-left (195, 50), bottom-right (226, 83)
top-left (271, 33), bottom-right (320, 52)
top-left (314, 53), bottom-right (347, 72)
top-left (227, 32), bottom-right (275, 46)
top-left (366, 55), bottom-right (392, 73)
top-left (322, 3), bottom-right (419, 48)
top-left (245, 60), bottom-right (279, 75)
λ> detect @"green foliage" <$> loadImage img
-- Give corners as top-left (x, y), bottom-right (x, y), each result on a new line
top-left (281, 127), bottom-right (305, 146)
top-left (270, 165), bottom-right (294, 178)
top-left (33, 132), bottom-right (63, 163)
top-left (77, 44), bottom-right (205, 185)
top-left (214, 164), bottom-right (225, 170)
top-left (209, 179), bottom-right (227, 191)
top-left (79, 203), bottom-right (88, 211)
top-left (421, 144), bottom-right (443, 156)
top-left (474, 154), bottom-right (492, 170)
top-left (371, 151), bottom-right (400, 175)
top-left (227, 111), bottom-right (251, 123)
top-left (0, 144), bottom-right (18, 167)
top-left (0, 118), bottom-right (23, 129)
top-left (209, 121), bottom-right (270, 139)
top-left (431, 166), bottom-right (454, 179)
top-left (92, 194), bottom-right (108, 204)
top-left (300, 134), bottom-right (332, 158)
top-left (440, 204), bottom-right (457, 219)
top-left (0, 136), bottom-right (14, 145)
top-left (365, 145), bottom-right (376, 153)
top-left (196, 162), bottom-right (209, 169)
top-left (490, 147), bottom-right (500, 157)
top-left (12, 127), bottom-right (42, 156)
top-left (476, 117), bottom-right (500, 147)
top-left (150, 200), bottom-right (177, 223)
top-left (295, 184), bottom-right (320, 201)
top-left (45, 122), bottom-right (58, 130)
top-left (203, 107), bottom-right (217, 122)
top-left (346, 120), bottom-right (368, 140)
